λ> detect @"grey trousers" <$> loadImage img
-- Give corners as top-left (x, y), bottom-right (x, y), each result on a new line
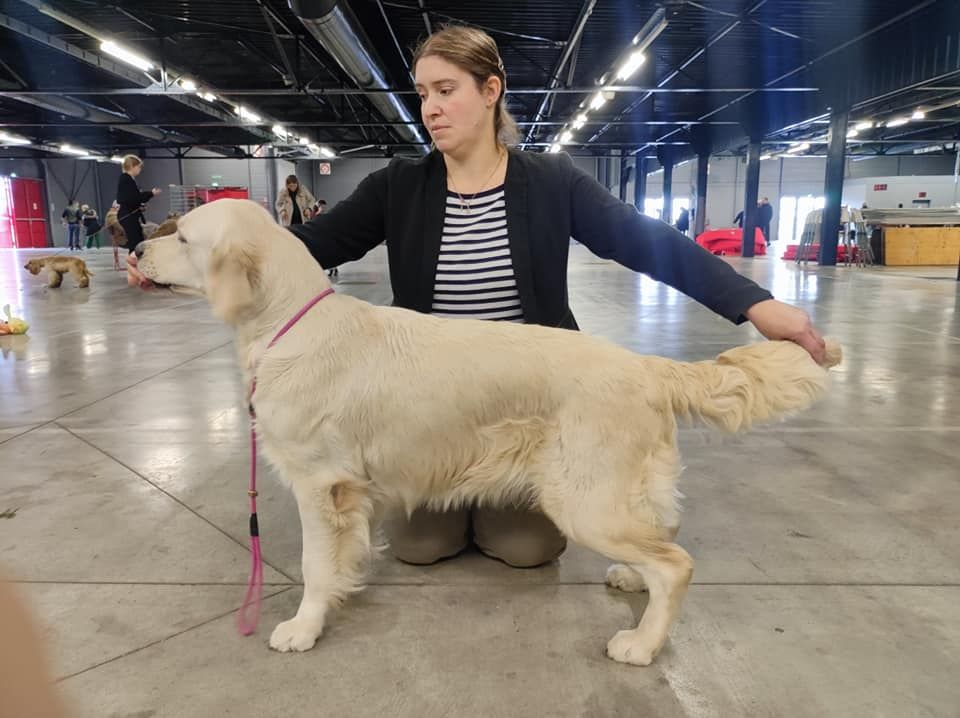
top-left (384, 505), bottom-right (567, 568)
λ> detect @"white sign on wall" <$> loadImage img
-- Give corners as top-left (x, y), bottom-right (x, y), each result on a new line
top-left (319, 162), bottom-right (332, 176)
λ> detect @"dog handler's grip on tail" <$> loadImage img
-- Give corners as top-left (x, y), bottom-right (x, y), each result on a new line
top-left (664, 340), bottom-right (842, 433)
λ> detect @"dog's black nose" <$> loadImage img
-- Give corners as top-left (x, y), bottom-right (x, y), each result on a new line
top-left (134, 244), bottom-right (145, 258)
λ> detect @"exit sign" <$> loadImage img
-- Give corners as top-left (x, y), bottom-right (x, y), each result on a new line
top-left (873, 183), bottom-right (887, 191)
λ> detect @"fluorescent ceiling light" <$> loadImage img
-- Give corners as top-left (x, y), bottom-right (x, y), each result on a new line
top-left (854, 121), bottom-right (873, 131)
top-left (110, 155), bottom-right (124, 163)
top-left (759, 154), bottom-right (772, 160)
top-left (100, 40), bottom-right (154, 71)
top-left (59, 144), bottom-right (89, 156)
top-left (0, 132), bottom-right (31, 146)
top-left (847, 129), bottom-right (859, 138)
top-left (560, 130), bottom-right (573, 144)
top-left (548, 143), bottom-right (562, 153)
top-left (589, 92), bottom-right (607, 111)
top-left (886, 117), bottom-right (909, 128)
top-left (572, 113), bottom-right (587, 130)
top-left (199, 91), bottom-right (217, 102)
top-left (179, 78), bottom-right (197, 92)
top-left (616, 51), bottom-right (646, 81)
top-left (272, 125), bottom-right (288, 139)
top-left (785, 142), bottom-right (810, 153)
top-left (236, 106), bottom-right (262, 123)
top-left (319, 146), bottom-right (336, 158)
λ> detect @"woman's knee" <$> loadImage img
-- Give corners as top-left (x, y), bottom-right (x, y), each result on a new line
top-left (473, 506), bottom-right (567, 568)
top-left (383, 507), bottom-right (469, 565)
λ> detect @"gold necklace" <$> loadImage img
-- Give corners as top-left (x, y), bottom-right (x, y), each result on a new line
top-left (448, 149), bottom-right (505, 215)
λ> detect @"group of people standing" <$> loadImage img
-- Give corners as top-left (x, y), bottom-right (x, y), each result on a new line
top-left (59, 200), bottom-right (104, 251)
top-left (62, 159), bottom-right (326, 256)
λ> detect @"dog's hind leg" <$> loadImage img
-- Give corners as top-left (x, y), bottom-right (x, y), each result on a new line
top-left (269, 474), bottom-right (375, 653)
top-left (605, 525), bottom-right (679, 593)
top-left (47, 270), bottom-right (63, 288)
top-left (70, 264), bottom-right (89, 288)
top-left (541, 449), bottom-right (690, 666)
top-left (567, 517), bottom-right (691, 666)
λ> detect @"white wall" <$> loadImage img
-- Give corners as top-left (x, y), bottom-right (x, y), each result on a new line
top-left (851, 175), bottom-right (960, 209)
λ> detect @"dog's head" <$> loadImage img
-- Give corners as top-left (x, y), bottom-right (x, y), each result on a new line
top-left (23, 259), bottom-right (43, 275)
top-left (136, 199), bottom-right (286, 324)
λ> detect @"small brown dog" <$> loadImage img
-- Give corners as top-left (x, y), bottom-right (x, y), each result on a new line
top-left (24, 256), bottom-right (93, 288)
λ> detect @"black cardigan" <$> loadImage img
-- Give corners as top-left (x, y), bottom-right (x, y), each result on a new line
top-left (116, 173), bottom-right (154, 218)
top-left (290, 149), bottom-right (773, 329)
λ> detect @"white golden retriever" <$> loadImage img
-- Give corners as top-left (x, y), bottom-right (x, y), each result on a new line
top-left (136, 199), bottom-right (840, 666)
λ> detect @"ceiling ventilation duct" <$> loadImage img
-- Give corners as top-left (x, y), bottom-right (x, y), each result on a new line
top-left (8, 94), bottom-right (187, 143)
top-left (290, 0), bottom-right (428, 154)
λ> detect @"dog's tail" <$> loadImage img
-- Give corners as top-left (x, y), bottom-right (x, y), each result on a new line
top-left (661, 340), bottom-right (841, 433)
top-left (83, 266), bottom-right (94, 278)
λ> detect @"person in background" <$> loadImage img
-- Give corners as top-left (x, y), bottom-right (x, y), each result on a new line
top-left (733, 209), bottom-right (744, 228)
top-left (116, 155), bottom-right (161, 255)
top-left (61, 199), bottom-right (82, 251)
top-left (675, 207), bottom-right (690, 236)
top-left (81, 204), bottom-right (102, 249)
top-left (758, 197), bottom-right (774, 245)
top-left (275, 175), bottom-right (316, 227)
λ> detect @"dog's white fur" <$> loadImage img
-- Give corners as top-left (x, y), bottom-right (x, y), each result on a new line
top-left (137, 199), bottom-right (841, 666)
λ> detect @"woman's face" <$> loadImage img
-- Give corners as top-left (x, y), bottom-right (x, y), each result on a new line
top-left (130, 164), bottom-right (142, 177)
top-left (415, 55), bottom-right (499, 156)
top-left (287, 180), bottom-right (298, 192)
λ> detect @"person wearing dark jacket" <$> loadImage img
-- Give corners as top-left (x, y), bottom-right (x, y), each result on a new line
top-left (81, 204), bottom-right (101, 248)
top-left (128, 26), bottom-right (825, 571)
top-left (758, 197), bottom-right (774, 245)
top-left (116, 155), bottom-right (160, 253)
top-left (675, 207), bottom-right (690, 235)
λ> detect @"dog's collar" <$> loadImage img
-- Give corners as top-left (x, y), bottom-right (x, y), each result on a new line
top-left (236, 285), bottom-right (336, 637)
top-left (265, 287), bottom-right (336, 353)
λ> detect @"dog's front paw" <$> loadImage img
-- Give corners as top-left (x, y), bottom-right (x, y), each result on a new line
top-left (269, 616), bottom-right (324, 653)
top-left (605, 564), bottom-right (647, 592)
top-left (606, 629), bottom-right (657, 667)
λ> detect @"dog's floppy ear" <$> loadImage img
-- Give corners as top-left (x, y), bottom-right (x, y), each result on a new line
top-left (206, 237), bottom-right (261, 323)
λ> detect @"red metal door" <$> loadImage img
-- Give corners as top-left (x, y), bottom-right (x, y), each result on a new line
top-left (10, 178), bottom-right (48, 247)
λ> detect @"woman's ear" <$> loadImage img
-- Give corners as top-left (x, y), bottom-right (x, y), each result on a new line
top-left (485, 75), bottom-right (502, 106)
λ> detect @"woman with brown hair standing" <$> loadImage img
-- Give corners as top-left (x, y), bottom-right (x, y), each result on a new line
top-left (275, 174), bottom-right (316, 227)
top-left (116, 154), bottom-right (160, 254)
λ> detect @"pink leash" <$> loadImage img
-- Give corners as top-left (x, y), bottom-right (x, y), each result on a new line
top-left (236, 287), bottom-right (336, 636)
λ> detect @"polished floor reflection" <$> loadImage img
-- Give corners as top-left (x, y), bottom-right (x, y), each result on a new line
top-left (2, 245), bottom-right (958, 717)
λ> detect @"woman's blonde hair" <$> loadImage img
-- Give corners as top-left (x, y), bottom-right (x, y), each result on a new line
top-left (412, 25), bottom-right (519, 146)
top-left (121, 154), bottom-right (142, 172)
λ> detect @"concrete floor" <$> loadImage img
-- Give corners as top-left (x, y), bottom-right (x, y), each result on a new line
top-left (1, 244), bottom-right (958, 718)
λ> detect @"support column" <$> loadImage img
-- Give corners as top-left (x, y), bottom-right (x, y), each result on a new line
top-left (656, 147), bottom-right (675, 224)
top-left (819, 106), bottom-right (849, 266)
top-left (741, 138), bottom-right (762, 258)
top-left (634, 157), bottom-right (647, 211)
top-left (265, 145), bottom-right (279, 220)
top-left (694, 153), bottom-right (709, 236)
top-left (618, 151), bottom-right (630, 203)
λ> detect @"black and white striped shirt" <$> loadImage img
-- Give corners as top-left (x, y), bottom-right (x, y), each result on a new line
top-left (431, 185), bottom-right (524, 322)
